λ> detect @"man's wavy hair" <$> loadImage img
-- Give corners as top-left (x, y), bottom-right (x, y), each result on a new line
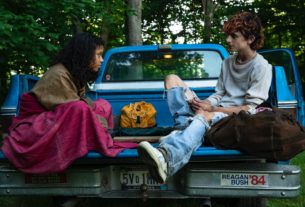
top-left (52, 32), bottom-right (104, 89)
top-left (223, 11), bottom-right (264, 50)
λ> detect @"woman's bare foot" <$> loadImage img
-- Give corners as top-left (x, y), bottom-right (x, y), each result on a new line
top-left (195, 109), bottom-right (214, 122)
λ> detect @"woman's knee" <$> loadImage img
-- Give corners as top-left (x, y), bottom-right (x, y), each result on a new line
top-left (57, 100), bottom-right (90, 115)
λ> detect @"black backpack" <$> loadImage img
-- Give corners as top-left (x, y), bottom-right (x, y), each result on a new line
top-left (205, 107), bottom-right (305, 161)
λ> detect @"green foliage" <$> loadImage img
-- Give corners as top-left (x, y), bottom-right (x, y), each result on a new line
top-left (0, 0), bottom-right (128, 105)
top-left (142, 0), bottom-right (214, 44)
top-left (0, 0), bottom-right (304, 105)
top-left (252, 0), bottom-right (305, 86)
top-left (141, 0), bottom-right (253, 45)
top-left (0, 0), bottom-right (125, 75)
top-left (268, 151), bottom-right (305, 207)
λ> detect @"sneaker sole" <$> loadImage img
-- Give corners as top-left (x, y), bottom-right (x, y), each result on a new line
top-left (137, 142), bottom-right (166, 183)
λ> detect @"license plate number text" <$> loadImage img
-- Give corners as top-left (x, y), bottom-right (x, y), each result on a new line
top-left (120, 170), bottom-right (162, 189)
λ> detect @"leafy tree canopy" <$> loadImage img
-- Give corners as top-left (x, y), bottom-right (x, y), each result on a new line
top-left (0, 0), bottom-right (127, 103)
top-left (0, 0), bottom-right (304, 103)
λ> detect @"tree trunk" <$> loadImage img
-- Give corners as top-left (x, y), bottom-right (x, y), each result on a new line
top-left (100, 22), bottom-right (110, 49)
top-left (0, 66), bottom-right (9, 107)
top-left (126, 0), bottom-right (142, 45)
top-left (202, 0), bottom-right (214, 43)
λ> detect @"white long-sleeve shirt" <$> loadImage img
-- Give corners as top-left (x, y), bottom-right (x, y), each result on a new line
top-left (207, 53), bottom-right (272, 110)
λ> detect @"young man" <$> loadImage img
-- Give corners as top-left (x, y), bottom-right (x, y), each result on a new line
top-left (138, 11), bottom-right (272, 183)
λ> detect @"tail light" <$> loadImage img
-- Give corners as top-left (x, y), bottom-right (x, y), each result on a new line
top-left (277, 100), bottom-right (298, 119)
top-left (0, 114), bottom-right (15, 141)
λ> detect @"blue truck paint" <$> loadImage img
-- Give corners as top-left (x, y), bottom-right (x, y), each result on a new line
top-left (260, 48), bottom-right (305, 125)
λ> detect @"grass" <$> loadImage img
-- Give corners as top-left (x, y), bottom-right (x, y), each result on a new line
top-left (267, 151), bottom-right (305, 207)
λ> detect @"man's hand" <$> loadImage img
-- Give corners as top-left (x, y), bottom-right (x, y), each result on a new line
top-left (195, 108), bottom-right (214, 123)
top-left (190, 99), bottom-right (213, 112)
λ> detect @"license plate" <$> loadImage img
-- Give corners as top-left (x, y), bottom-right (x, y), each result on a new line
top-left (25, 173), bottom-right (67, 184)
top-left (120, 170), bottom-right (164, 190)
top-left (221, 173), bottom-right (269, 187)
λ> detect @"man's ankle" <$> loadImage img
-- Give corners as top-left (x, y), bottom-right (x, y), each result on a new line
top-left (157, 147), bottom-right (169, 164)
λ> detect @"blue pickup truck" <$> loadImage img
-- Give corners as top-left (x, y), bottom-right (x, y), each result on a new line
top-left (0, 44), bottom-right (304, 207)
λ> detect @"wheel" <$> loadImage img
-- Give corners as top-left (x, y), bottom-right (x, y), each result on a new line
top-left (212, 197), bottom-right (267, 207)
top-left (52, 196), bottom-right (84, 207)
top-left (237, 197), bottom-right (266, 207)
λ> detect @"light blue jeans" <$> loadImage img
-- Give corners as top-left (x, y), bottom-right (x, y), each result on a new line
top-left (159, 87), bottom-right (227, 176)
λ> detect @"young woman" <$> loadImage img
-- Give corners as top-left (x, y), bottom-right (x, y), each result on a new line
top-left (2, 33), bottom-right (137, 174)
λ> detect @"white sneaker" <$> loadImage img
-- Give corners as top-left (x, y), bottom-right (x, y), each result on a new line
top-left (137, 141), bottom-right (167, 183)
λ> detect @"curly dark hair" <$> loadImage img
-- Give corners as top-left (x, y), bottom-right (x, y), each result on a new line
top-left (53, 32), bottom-right (105, 89)
top-left (223, 11), bottom-right (264, 50)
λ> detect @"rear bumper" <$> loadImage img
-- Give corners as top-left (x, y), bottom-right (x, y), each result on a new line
top-left (0, 162), bottom-right (300, 198)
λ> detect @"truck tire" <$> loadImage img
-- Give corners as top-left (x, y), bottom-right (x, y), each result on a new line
top-left (224, 197), bottom-right (266, 207)
top-left (212, 197), bottom-right (267, 207)
top-left (238, 197), bottom-right (266, 207)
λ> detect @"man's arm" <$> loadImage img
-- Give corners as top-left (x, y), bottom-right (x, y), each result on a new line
top-left (190, 99), bottom-right (251, 115)
top-left (212, 105), bottom-right (250, 115)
